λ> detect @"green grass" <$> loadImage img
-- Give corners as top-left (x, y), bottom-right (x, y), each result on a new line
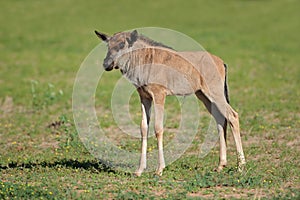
top-left (1, 0), bottom-right (299, 199)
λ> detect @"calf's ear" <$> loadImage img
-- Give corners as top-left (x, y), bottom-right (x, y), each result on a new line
top-left (95, 30), bottom-right (109, 42)
top-left (130, 30), bottom-right (138, 43)
top-left (127, 30), bottom-right (138, 47)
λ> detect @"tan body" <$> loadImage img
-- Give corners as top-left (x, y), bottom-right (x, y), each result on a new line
top-left (95, 30), bottom-right (246, 176)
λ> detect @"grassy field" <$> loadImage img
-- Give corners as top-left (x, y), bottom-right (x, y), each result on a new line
top-left (1, 0), bottom-right (299, 199)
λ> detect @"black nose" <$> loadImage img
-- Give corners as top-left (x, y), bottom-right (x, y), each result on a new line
top-left (103, 57), bottom-right (114, 71)
top-left (104, 57), bottom-right (112, 66)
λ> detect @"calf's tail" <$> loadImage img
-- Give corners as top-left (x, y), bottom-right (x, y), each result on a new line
top-left (224, 63), bottom-right (230, 104)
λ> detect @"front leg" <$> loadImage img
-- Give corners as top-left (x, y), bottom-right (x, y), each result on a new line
top-left (146, 87), bottom-right (166, 176)
top-left (154, 102), bottom-right (165, 176)
top-left (135, 95), bottom-right (152, 177)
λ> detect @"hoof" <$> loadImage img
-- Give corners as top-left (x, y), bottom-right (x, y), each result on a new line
top-left (155, 168), bottom-right (164, 177)
top-left (134, 171), bottom-right (142, 177)
top-left (214, 165), bottom-right (226, 172)
top-left (238, 162), bottom-right (246, 172)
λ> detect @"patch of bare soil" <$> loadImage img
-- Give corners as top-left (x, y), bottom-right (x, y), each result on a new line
top-left (39, 140), bottom-right (60, 149)
top-left (0, 96), bottom-right (14, 114)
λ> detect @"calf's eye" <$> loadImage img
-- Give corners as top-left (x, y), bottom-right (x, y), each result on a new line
top-left (119, 42), bottom-right (125, 49)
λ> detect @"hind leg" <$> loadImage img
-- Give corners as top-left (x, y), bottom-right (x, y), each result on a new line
top-left (212, 100), bottom-right (246, 171)
top-left (216, 120), bottom-right (227, 171)
top-left (227, 106), bottom-right (246, 171)
top-left (196, 91), bottom-right (228, 171)
top-left (211, 103), bottom-right (228, 171)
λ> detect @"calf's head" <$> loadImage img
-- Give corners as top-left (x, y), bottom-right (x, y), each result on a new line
top-left (95, 30), bottom-right (138, 71)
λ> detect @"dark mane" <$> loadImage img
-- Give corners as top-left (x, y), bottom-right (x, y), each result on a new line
top-left (138, 35), bottom-right (174, 50)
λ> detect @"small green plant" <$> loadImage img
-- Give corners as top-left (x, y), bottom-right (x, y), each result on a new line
top-left (30, 80), bottom-right (63, 110)
top-left (61, 115), bottom-right (80, 148)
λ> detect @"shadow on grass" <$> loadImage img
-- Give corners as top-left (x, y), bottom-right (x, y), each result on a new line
top-left (0, 159), bottom-right (119, 174)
